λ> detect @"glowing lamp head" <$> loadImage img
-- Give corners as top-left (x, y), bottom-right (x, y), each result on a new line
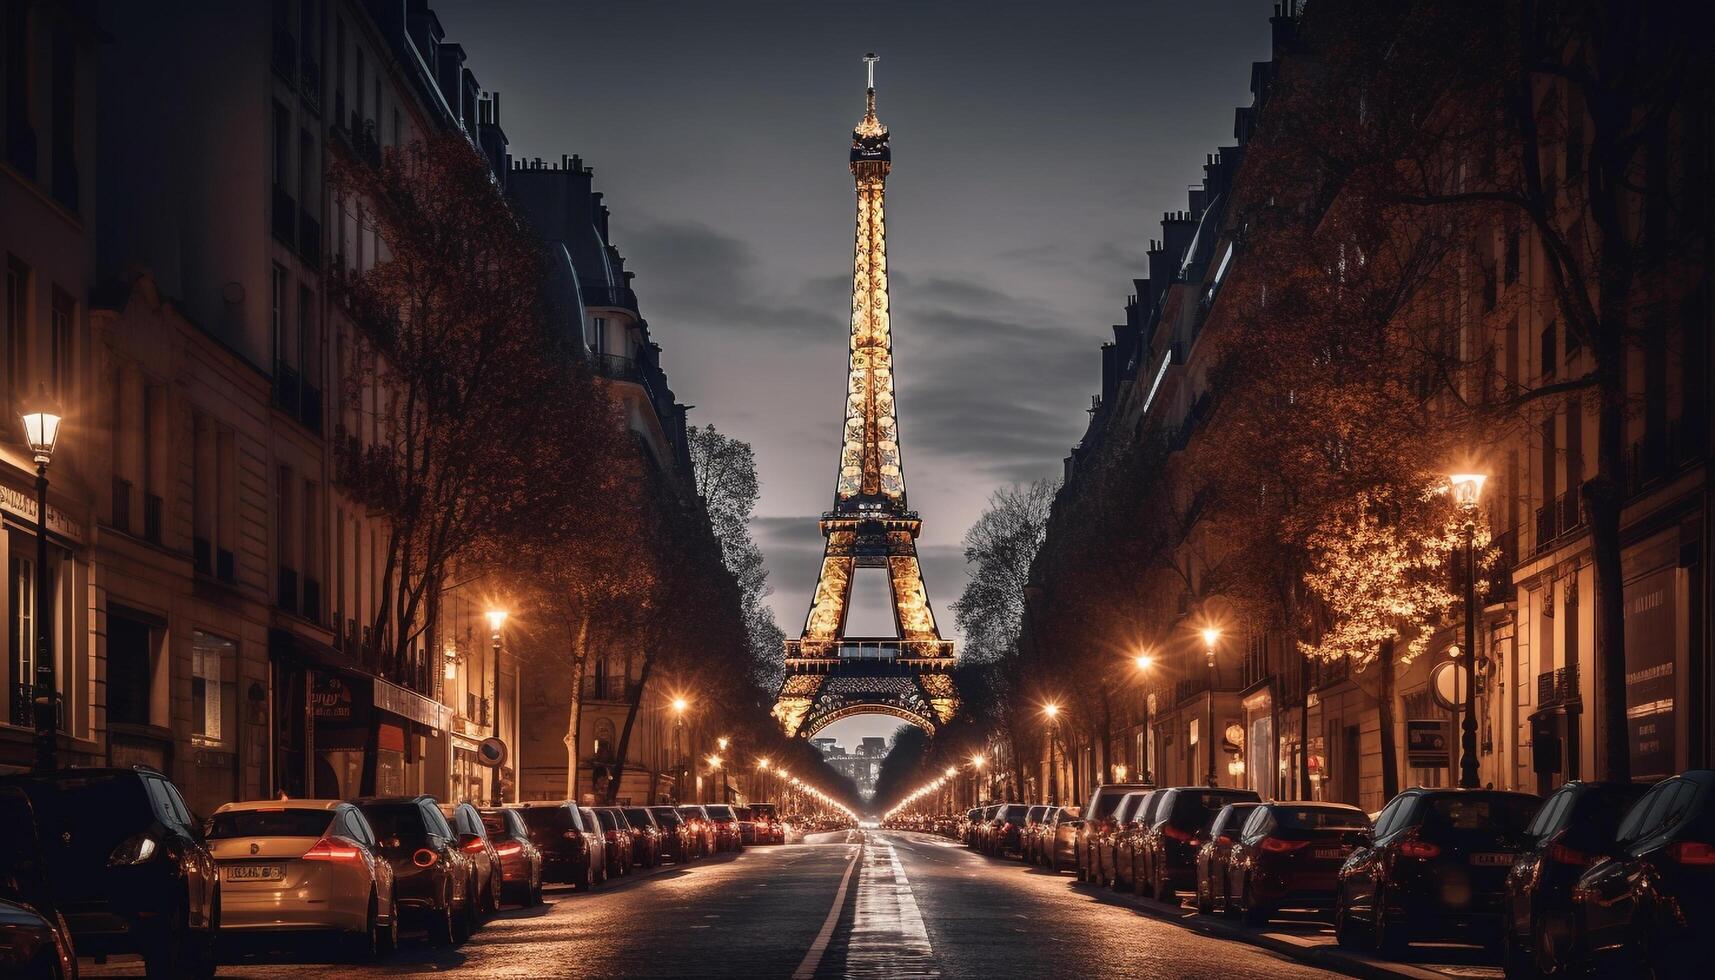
top-left (672, 698), bottom-right (688, 714)
top-left (485, 609), bottom-right (508, 633)
top-left (1042, 703), bottom-right (1060, 720)
top-left (757, 758), bottom-right (770, 771)
top-left (972, 754), bottom-right (986, 768)
top-left (1450, 472), bottom-right (1487, 511)
top-left (945, 767), bottom-right (957, 778)
top-left (1201, 627), bottom-right (1220, 649)
top-left (708, 754), bottom-right (721, 769)
top-left (20, 393), bottom-right (61, 466)
top-left (717, 736), bottom-right (729, 751)
top-left (1134, 652), bottom-right (1155, 671)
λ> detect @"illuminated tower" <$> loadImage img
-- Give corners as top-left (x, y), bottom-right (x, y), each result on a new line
top-left (774, 55), bottom-right (958, 740)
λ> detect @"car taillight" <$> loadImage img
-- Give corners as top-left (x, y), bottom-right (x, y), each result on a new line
top-left (304, 836), bottom-right (365, 863)
top-left (1668, 841), bottom-right (1715, 865)
top-left (1260, 837), bottom-right (1310, 853)
top-left (1397, 838), bottom-right (1441, 860)
top-left (495, 841), bottom-right (523, 857)
top-left (462, 837), bottom-right (489, 854)
top-left (412, 848), bottom-right (439, 868)
top-left (1163, 825), bottom-right (1196, 843)
top-left (1543, 836), bottom-right (1591, 866)
top-left (108, 832), bottom-right (159, 867)
top-left (1216, 835), bottom-right (1234, 846)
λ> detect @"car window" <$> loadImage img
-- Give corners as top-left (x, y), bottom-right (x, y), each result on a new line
top-left (1239, 808), bottom-right (1269, 841)
top-left (144, 778), bottom-right (183, 829)
top-left (507, 810), bottom-right (530, 838)
top-left (1370, 796), bottom-right (1403, 840)
top-left (162, 780), bottom-right (196, 828)
top-left (207, 807), bottom-right (335, 839)
top-left (1525, 788), bottom-right (1572, 838)
top-left (1423, 794), bottom-right (1538, 834)
top-left (1272, 807), bottom-right (1370, 831)
top-left (422, 802), bottom-right (455, 839)
top-left (345, 809), bottom-right (377, 846)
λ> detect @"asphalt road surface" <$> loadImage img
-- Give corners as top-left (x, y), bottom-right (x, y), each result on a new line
top-left (85, 831), bottom-right (1345, 978)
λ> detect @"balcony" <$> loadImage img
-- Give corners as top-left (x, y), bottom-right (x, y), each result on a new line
top-left (581, 284), bottom-right (640, 316)
top-left (277, 565), bottom-right (298, 615)
top-left (1534, 491), bottom-right (1585, 555)
top-left (302, 578), bottom-right (322, 625)
top-left (1536, 663), bottom-right (1580, 707)
top-left (784, 638), bottom-right (956, 663)
top-left (581, 676), bottom-right (640, 702)
top-left (272, 185), bottom-right (297, 246)
top-left (300, 52), bottom-right (322, 113)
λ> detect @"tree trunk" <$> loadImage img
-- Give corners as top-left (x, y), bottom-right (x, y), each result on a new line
top-left (1298, 653), bottom-right (1312, 797)
top-left (564, 612), bottom-right (591, 801)
top-left (1377, 638), bottom-right (1399, 801)
top-left (604, 651), bottom-right (655, 804)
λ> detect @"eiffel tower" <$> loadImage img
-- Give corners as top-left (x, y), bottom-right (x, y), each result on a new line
top-left (774, 55), bottom-right (958, 740)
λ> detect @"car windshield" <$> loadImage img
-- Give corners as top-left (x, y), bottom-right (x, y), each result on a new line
top-left (20, 774), bottom-right (155, 842)
top-left (1424, 794), bottom-right (1538, 834)
top-left (1272, 806), bottom-right (1370, 831)
top-left (595, 810), bottom-right (620, 831)
top-left (358, 803), bottom-right (431, 842)
top-left (1091, 789), bottom-right (1143, 820)
top-left (1169, 791), bottom-right (1258, 827)
top-left (207, 808), bottom-right (335, 839)
top-left (751, 804), bottom-right (777, 819)
top-left (735, 808), bottom-right (752, 820)
top-left (518, 806), bottom-right (576, 835)
top-left (622, 809), bottom-right (655, 829)
top-left (678, 806), bottom-right (707, 819)
top-left (1000, 805), bottom-right (1029, 822)
top-left (707, 806), bottom-right (734, 819)
top-left (652, 808), bottom-right (684, 827)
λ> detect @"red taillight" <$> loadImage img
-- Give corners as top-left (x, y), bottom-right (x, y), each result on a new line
top-left (412, 848), bottom-right (439, 868)
top-left (303, 836), bottom-right (364, 863)
top-left (1668, 841), bottom-right (1715, 865)
top-left (462, 837), bottom-right (488, 854)
top-left (1163, 825), bottom-right (1196, 843)
top-left (495, 841), bottom-right (523, 857)
top-left (1397, 838), bottom-right (1441, 860)
top-left (1260, 837), bottom-right (1310, 853)
top-left (1544, 840), bottom-right (1592, 866)
top-left (1216, 835), bottom-right (1234, 846)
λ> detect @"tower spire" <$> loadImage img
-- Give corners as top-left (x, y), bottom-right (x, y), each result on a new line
top-left (855, 52), bottom-right (887, 141)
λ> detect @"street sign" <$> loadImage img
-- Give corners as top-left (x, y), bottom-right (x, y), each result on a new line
top-left (477, 737), bottom-right (508, 768)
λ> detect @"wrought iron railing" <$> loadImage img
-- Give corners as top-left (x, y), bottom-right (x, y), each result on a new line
top-left (1536, 663), bottom-right (1580, 707)
top-left (785, 639), bottom-right (955, 661)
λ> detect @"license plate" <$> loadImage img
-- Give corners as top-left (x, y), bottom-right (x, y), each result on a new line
top-left (1470, 852), bottom-right (1513, 867)
top-left (1314, 848), bottom-right (1347, 860)
top-left (224, 864), bottom-right (285, 881)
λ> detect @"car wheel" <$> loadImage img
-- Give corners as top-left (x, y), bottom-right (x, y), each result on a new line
top-left (490, 871), bottom-right (504, 915)
top-left (1241, 877), bottom-right (1269, 927)
top-left (1154, 862), bottom-right (1172, 905)
top-left (1372, 889), bottom-right (1407, 957)
top-left (145, 901), bottom-right (216, 980)
top-left (379, 894), bottom-right (400, 954)
top-left (431, 883), bottom-right (459, 947)
top-left (1196, 875), bottom-right (1214, 915)
top-left (351, 892), bottom-right (381, 960)
top-left (1334, 888), bottom-right (1369, 950)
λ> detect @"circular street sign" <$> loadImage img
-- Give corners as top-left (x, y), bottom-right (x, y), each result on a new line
top-left (477, 737), bottom-right (508, 768)
top-left (1430, 660), bottom-right (1469, 712)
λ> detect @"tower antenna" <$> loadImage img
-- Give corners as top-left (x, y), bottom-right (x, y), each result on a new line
top-left (863, 52), bottom-right (878, 93)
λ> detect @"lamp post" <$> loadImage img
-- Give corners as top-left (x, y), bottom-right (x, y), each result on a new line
top-left (706, 755), bottom-right (722, 804)
top-left (1201, 628), bottom-right (1220, 788)
top-left (1042, 703), bottom-right (1061, 805)
top-left (757, 757), bottom-right (770, 804)
top-left (717, 736), bottom-right (731, 803)
top-left (485, 609), bottom-right (507, 804)
top-left (672, 697), bottom-right (688, 802)
top-left (971, 753), bottom-right (986, 805)
top-left (1450, 473), bottom-right (1487, 790)
top-left (1134, 650), bottom-right (1155, 783)
top-left (22, 397), bottom-right (61, 773)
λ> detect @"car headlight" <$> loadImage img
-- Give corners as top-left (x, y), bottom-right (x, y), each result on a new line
top-left (109, 833), bottom-right (158, 866)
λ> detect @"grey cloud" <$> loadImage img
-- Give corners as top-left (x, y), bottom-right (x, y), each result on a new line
top-left (623, 221), bottom-right (846, 339)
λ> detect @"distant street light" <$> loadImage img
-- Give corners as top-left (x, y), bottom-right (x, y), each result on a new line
top-left (1450, 472), bottom-right (1487, 789)
top-left (1134, 649), bottom-right (1156, 783)
top-left (22, 393), bottom-right (61, 773)
top-left (1042, 703), bottom-right (1062, 805)
top-left (1202, 628), bottom-right (1220, 787)
top-left (485, 608), bottom-right (509, 804)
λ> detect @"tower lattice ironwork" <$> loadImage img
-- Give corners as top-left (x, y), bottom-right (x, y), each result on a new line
top-left (774, 55), bottom-right (959, 740)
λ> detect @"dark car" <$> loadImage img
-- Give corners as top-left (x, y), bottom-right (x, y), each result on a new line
top-left (1019, 806), bottom-right (1051, 863)
top-left (622, 808), bottom-right (665, 868)
top-left (1495, 779), bottom-right (1645, 977)
top-left (704, 804), bottom-right (743, 852)
top-left (985, 804), bottom-right (1030, 856)
top-left (651, 806), bottom-right (698, 861)
top-left (440, 802), bottom-right (503, 916)
top-left (749, 803), bottom-right (786, 845)
top-left (1117, 791), bottom-right (1173, 892)
top-left (479, 807), bottom-right (543, 906)
top-left (733, 806), bottom-right (758, 846)
top-left (592, 808), bottom-right (634, 877)
top-left (677, 805), bottom-right (717, 856)
top-left (1075, 783), bottom-right (1153, 883)
top-left (1194, 801), bottom-right (1263, 913)
top-left (515, 802), bottom-right (603, 890)
top-left (962, 808), bottom-right (984, 847)
top-left (972, 804), bottom-right (1001, 852)
top-left (1045, 806), bottom-right (1084, 873)
top-left (1567, 769), bottom-right (1715, 977)
top-left (1226, 802), bottom-right (1370, 925)
top-left (0, 767), bottom-right (218, 978)
top-left (1335, 788), bottom-right (1540, 953)
top-left (579, 808), bottom-right (616, 881)
top-left (354, 796), bottom-right (476, 945)
top-left (1138, 787), bottom-right (1261, 902)
top-left (1096, 791), bottom-right (1153, 888)
top-left (0, 785), bottom-right (77, 979)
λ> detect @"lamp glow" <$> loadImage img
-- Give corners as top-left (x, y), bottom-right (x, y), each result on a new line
top-left (1450, 472), bottom-right (1487, 510)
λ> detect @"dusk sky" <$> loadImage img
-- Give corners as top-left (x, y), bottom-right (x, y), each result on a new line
top-left (440, 0), bottom-right (1276, 747)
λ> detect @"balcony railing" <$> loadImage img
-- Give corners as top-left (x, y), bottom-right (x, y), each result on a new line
top-left (1534, 490), bottom-right (1586, 555)
top-left (785, 639), bottom-right (956, 661)
top-left (581, 676), bottom-right (640, 702)
top-left (1536, 663), bottom-right (1580, 707)
top-left (143, 493), bottom-right (163, 544)
top-left (300, 52), bottom-right (322, 113)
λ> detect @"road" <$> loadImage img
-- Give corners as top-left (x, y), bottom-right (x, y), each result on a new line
top-left (85, 830), bottom-right (1344, 978)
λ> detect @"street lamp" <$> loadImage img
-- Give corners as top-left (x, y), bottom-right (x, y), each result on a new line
top-left (672, 698), bottom-right (688, 802)
top-left (485, 609), bottom-right (508, 804)
top-left (1450, 472), bottom-right (1487, 789)
top-left (1134, 649), bottom-right (1155, 783)
top-left (971, 753), bottom-right (986, 804)
top-left (22, 394), bottom-right (61, 772)
top-left (1201, 628), bottom-right (1220, 788)
top-left (1042, 703), bottom-right (1062, 805)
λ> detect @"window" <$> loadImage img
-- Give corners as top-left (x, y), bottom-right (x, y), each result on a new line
top-left (1540, 320), bottom-right (1557, 377)
top-left (297, 283), bottom-right (314, 381)
top-left (190, 632), bottom-right (232, 742)
top-left (49, 287), bottom-right (71, 398)
top-left (106, 612), bottom-right (155, 728)
top-left (1503, 231), bottom-right (1520, 285)
top-left (271, 101), bottom-right (290, 190)
top-left (5, 256), bottom-right (27, 397)
top-left (271, 264), bottom-right (288, 368)
top-left (7, 547), bottom-right (33, 725)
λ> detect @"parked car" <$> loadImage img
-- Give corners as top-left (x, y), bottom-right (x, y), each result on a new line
top-left (962, 808), bottom-right (984, 847)
top-left (478, 807), bottom-right (543, 906)
top-left (206, 799), bottom-right (398, 955)
top-left (1115, 791), bottom-right (1169, 891)
top-left (704, 804), bottom-right (743, 851)
top-left (985, 804), bottom-right (1031, 856)
top-left (677, 805), bottom-right (718, 856)
top-left (353, 796), bottom-right (476, 946)
top-left (0, 785), bottom-right (77, 979)
top-left (621, 808), bottom-right (665, 868)
top-left (650, 806), bottom-right (698, 862)
top-left (1137, 787), bottom-right (1261, 902)
top-left (1566, 769), bottom-right (1714, 977)
top-left (1075, 783), bottom-right (1152, 883)
top-left (1225, 802), bottom-right (1370, 925)
top-left (1194, 801), bottom-right (1263, 913)
top-left (733, 806), bottom-right (758, 846)
top-left (1, 767), bottom-right (218, 978)
top-left (515, 803), bottom-right (603, 889)
top-left (592, 808), bottom-right (635, 877)
top-left (749, 803), bottom-right (786, 844)
top-left (1045, 806), bottom-right (1084, 873)
top-left (1019, 806), bottom-right (1051, 863)
top-left (1495, 779), bottom-right (1645, 977)
top-left (1335, 788), bottom-right (1540, 953)
top-left (578, 807), bottom-right (617, 880)
top-left (1095, 791), bottom-right (1153, 888)
top-left (440, 802), bottom-right (503, 916)
top-left (971, 804), bottom-right (1001, 851)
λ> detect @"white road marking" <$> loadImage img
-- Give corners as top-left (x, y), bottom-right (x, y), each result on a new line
top-left (791, 840), bottom-right (864, 979)
top-left (846, 834), bottom-right (936, 977)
